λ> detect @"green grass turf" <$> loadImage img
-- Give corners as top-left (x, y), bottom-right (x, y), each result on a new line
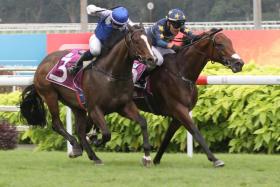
top-left (0, 149), bottom-right (280, 187)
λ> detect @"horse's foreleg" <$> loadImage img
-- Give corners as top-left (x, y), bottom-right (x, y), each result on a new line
top-left (120, 102), bottom-right (152, 167)
top-left (72, 109), bottom-right (102, 164)
top-left (174, 104), bottom-right (225, 167)
top-left (153, 119), bottom-right (180, 165)
top-left (88, 107), bottom-right (111, 146)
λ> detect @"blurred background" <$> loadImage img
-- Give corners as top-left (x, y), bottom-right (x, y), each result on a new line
top-left (0, 0), bottom-right (279, 23)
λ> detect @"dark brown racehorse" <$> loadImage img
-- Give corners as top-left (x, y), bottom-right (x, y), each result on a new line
top-left (89, 28), bottom-right (244, 167)
top-left (136, 28), bottom-right (244, 167)
top-left (20, 24), bottom-right (156, 166)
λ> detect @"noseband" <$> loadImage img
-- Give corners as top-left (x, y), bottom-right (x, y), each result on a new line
top-left (124, 28), bottom-right (147, 62)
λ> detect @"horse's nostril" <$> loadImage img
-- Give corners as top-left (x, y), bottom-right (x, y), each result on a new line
top-left (147, 58), bottom-right (154, 63)
top-left (136, 55), bottom-right (141, 60)
top-left (237, 61), bottom-right (244, 67)
top-left (154, 57), bottom-right (158, 63)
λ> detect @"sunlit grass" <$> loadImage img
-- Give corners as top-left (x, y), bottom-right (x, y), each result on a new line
top-left (0, 149), bottom-right (280, 187)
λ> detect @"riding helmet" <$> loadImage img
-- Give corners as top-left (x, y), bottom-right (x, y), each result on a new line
top-left (167, 9), bottom-right (186, 23)
top-left (110, 7), bottom-right (129, 26)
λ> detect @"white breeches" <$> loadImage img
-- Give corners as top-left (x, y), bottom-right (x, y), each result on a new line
top-left (152, 46), bottom-right (175, 66)
top-left (89, 34), bottom-right (102, 56)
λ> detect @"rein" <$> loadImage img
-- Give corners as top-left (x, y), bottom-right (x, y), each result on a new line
top-left (90, 28), bottom-right (145, 82)
top-left (163, 67), bottom-right (195, 89)
top-left (91, 65), bottom-right (132, 81)
top-left (180, 28), bottom-right (228, 65)
top-left (163, 29), bottom-right (224, 85)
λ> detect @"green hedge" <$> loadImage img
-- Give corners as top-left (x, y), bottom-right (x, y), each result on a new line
top-left (0, 63), bottom-right (280, 153)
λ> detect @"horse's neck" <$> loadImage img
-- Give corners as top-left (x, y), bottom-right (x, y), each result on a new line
top-left (177, 43), bottom-right (210, 82)
top-left (100, 39), bottom-right (131, 75)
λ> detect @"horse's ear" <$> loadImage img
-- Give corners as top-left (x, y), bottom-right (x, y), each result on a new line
top-left (127, 21), bottom-right (133, 31)
top-left (210, 28), bottom-right (223, 35)
top-left (128, 20), bottom-right (138, 31)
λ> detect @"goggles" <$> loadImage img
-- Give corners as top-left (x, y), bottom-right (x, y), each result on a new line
top-left (169, 21), bottom-right (185, 29)
top-left (111, 20), bottom-right (125, 29)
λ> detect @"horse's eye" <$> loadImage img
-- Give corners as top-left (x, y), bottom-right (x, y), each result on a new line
top-left (216, 44), bottom-right (224, 50)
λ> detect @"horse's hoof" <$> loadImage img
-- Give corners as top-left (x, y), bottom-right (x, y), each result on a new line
top-left (153, 159), bottom-right (160, 165)
top-left (94, 160), bottom-right (104, 165)
top-left (68, 151), bottom-right (82, 158)
top-left (68, 147), bottom-right (83, 158)
top-left (93, 139), bottom-right (104, 147)
top-left (86, 136), bottom-right (92, 144)
top-left (213, 160), bottom-right (225, 167)
top-left (142, 156), bottom-right (152, 167)
top-left (86, 134), bottom-right (98, 145)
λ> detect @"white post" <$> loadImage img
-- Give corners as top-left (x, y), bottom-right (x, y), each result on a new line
top-left (80, 0), bottom-right (88, 32)
top-left (187, 112), bottom-right (193, 157)
top-left (66, 107), bottom-right (73, 154)
top-left (253, 0), bottom-right (262, 29)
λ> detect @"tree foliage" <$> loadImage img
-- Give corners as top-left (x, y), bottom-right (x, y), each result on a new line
top-left (0, 0), bottom-right (279, 23)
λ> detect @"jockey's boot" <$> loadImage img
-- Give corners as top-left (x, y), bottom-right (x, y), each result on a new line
top-left (68, 50), bottom-right (94, 75)
top-left (135, 69), bottom-right (150, 89)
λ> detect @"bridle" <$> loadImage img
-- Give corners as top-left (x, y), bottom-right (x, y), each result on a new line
top-left (210, 33), bottom-right (233, 68)
top-left (173, 29), bottom-right (234, 70)
top-left (91, 26), bottom-right (149, 81)
top-left (164, 29), bottom-right (232, 86)
top-left (124, 27), bottom-right (147, 62)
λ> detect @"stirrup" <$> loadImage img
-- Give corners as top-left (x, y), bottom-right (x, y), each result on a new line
top-left (68, 65), bottom-right (80, 75)
top-left (134, 82), bottom-right (146, 89)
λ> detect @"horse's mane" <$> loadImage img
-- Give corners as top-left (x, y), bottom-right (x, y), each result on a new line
top-left (196, 28), bottom-right (220, 39)
top-left (180, 27), bottom-right (221, 47)
top-left (101, 30), bottom-right (127, 56)
top-left (162, 28), bottom-right (220, 68)
top-left (100, 24), bottom-right (144, 57)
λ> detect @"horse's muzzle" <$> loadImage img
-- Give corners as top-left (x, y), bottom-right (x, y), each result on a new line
top-left (230, 59), bottom-right (244, 73)
top-left (143, 57), bottom-right (156, 70)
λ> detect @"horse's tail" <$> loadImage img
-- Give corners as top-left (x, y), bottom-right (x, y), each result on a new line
top-left (19, 84), bottom-right (46, 127)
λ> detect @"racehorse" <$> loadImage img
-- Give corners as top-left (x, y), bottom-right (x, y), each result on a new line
top-left (138, 28), bottom-right (244, 167)
top-left (89, 28), bottom-right (244, 167)
top-left (20, 24), bottom-right (156, 166)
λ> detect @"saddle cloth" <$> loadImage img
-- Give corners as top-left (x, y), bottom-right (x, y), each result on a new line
top-left (46, 49), bottom-right (87, 109)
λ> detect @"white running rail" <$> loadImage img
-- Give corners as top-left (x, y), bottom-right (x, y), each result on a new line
top-left (0, 21), bottom-right (280, 33)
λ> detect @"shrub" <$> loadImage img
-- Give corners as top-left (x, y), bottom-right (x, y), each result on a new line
top-left (0, 120), bottom-right (18, 150)
top-left (0, 62), bottom-right (280, 153)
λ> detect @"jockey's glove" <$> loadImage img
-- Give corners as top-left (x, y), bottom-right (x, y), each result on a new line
top-left (172, 45), bottom-right (182, 53)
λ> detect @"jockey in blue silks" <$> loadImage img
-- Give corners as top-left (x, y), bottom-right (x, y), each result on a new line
top-left (69, 5), bottom-right (130, 74)
top-left (135, 8), bottom-right (198, 88)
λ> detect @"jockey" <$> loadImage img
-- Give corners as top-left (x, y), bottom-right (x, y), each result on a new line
top-left (135, 8), bottom-right (197, 88)
top-left (147, 8), bottom-right (197, 66)
top-left (69, 5), bottom-right (130, 75)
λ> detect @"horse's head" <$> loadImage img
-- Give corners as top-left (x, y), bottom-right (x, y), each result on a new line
top-left (126, 24), bottom-right (156, 69)
top-left (185, 28), bottom-right (244, 73)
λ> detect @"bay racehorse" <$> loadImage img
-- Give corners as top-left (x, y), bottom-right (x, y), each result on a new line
top-left (89, 28), bottom-right (244, 167)
top-left (136, 28), bottom-right (244, 167)
top-left (20, 24), bottom-right (156, 166)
